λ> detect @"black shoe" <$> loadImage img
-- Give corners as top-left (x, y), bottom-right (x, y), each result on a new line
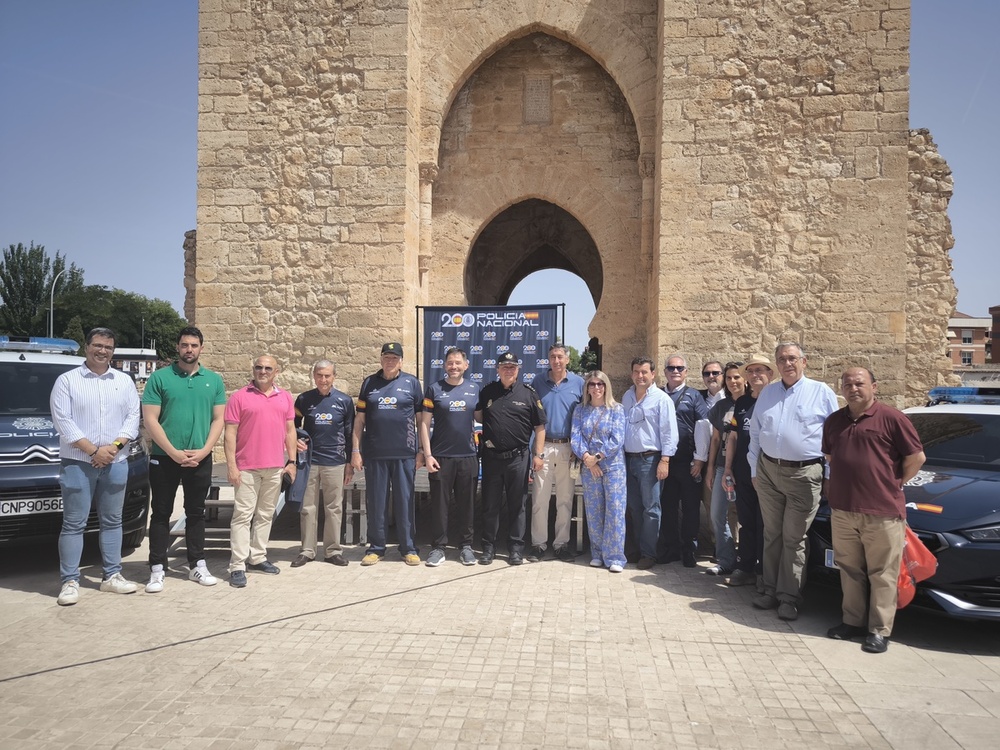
top-left (479, 547), bottom-right (495, 566)
top-left (247, 560), bottom-right (280, 575)
top-left (324, 555), bottom-right (349, 567)
top-left (705, 565), bottom-right (734, 576)
top-left (862, 634), bottom-right (889, 653)
top-left (555, 546), bottom-right (575, 562)
top-left (827, 622), bottom-right (867, 641)
top-left (682, 550), bottom-right (696, 568)
top-left (526, 545), bottom-right (544, 563)
top-left (508, 550), bottom-right (524, 566)
top-left (290, 554), bottom-right (311, 568)
top-left (637, 557), bottom-right (656, 570)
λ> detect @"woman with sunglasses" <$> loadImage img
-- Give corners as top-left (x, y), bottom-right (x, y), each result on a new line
top-left (571, 371), bottom-right (627, 572)
top-left (703, 362), bottom-right (745, 576)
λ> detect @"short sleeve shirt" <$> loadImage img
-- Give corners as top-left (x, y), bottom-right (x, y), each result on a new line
top-left (294, 387), bottom-right (355, 466)
top-left (141, 363), bottom-right (227, 456)
top-left (822, 401), bottom-right (924, 518)
top-left (224, 383), bottom-right (295, 471)
top-left (357, 370), bottom-right (423, 460)
top-left (476, 380), bottom-right (546, 452)
top-left (423, 379), bottom-right (481, 457)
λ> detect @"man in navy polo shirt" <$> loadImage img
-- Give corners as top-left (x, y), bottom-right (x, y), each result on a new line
top-left (419, 347), bottom-right (481, 566)
top-left (529, 343), bottom-right (584, 562)
top-left (351, 342), bottom-right (423, 566)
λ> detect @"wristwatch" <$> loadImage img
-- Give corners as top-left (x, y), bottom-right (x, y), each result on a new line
top-left (594, 452), bottom-right (604, 461)
top-left (113, 440), bottom-right (125, 451)
top-left (535, 452), bottom-right (544, 459)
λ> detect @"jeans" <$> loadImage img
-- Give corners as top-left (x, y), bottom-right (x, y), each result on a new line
top-left (148, 455), bottom-right (213, 567)
top-left (709, 466), bottom-right (737, 570)
top-left (625, 453), bottom-right (661, 560)
top-left (428, 455), bottom-right (479, 549)
top-left (58, 459), bottom-right (128, 583)
top-left (365, 458), bottom-right (417, 556)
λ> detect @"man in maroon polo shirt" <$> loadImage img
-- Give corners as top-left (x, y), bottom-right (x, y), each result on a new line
top-left (821, 367), bottom-right (925, 654)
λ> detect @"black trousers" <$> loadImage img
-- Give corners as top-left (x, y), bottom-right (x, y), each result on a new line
top-left (480, 449), bottom-right (530, 553)
top-left (657, 454), bottom-right (702, 561)
top-left (733, 466), bottom-right (764, 575)
top-left (428, 455), bottom-right (479, 549)
top-left (148, 455), bottom-right (213, 567)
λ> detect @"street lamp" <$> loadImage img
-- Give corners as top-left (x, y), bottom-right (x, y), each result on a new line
top-left (48, 269), bottom-right (66, 338)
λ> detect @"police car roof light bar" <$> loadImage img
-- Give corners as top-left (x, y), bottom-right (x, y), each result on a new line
top-left (927, 386), bottom-right (1000, 406)
top-left (0, 336), bottom-right (80, 354)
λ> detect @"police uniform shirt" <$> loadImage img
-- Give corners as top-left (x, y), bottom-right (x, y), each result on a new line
top-left (423, 379), bottom-right (481, 457)
top-left (294, 387), bottom-right (355, 466)
top-left (357, 370), bottom-right (423, 460)
top-left (476, 380), bottom-right (546, 452)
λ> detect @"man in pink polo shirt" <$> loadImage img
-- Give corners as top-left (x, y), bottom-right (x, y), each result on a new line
top-left (224, 354), bottom-right (297, 588)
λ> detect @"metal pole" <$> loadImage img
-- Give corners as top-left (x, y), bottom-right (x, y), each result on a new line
top-left (48, 269), bottom-right (66, 338)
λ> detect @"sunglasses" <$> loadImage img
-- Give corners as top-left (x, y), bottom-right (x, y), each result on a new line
top-left (702, 370), bottom-right (722, 377)
top-left (587, 382), bottom-right (605, 388)
top-left (665, 365), bottom-right (686, 372)
top-left (253, 365), bottom-right (275, 372)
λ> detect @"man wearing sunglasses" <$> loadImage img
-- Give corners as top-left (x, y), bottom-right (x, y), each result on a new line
top-left (224, 354), bottom-right (297, 587)
top-left (699, 361), bottom-right (726, 408)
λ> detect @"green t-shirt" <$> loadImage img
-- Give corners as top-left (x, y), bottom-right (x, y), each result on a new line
top-left (141, 363), bottom-right (227, 455)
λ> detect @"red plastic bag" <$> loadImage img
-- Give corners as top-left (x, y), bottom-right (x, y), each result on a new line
top-left (897, 525), bottom-right (938, 609)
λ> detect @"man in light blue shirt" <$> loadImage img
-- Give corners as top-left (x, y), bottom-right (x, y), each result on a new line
top-left (748, 342), bottom-right (838, 620)
top-left (529, 344), bottom-right (585, 561)
top-left (621, 356), bottom-right (678, 569)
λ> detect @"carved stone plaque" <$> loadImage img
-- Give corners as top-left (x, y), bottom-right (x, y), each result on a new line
top-left (523, 75), bottom-right (552, 124)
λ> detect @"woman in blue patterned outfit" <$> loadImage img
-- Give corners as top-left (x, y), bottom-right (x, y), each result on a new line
top-left (571, 370), bottom-right (627, 572)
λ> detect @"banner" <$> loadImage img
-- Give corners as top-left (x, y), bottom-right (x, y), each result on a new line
top-left (421, 306), bottom-right (560, 389)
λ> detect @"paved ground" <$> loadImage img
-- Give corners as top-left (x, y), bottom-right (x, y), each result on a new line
top-left (1, 493), bottom-right (998, 750)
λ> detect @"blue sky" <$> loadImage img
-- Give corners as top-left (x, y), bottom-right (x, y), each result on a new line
top-left (1, 1), bottom-right (996, 352)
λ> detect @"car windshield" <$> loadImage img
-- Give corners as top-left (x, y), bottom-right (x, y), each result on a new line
top-left (0, 362), bottom-right (75, 416)
top-left (908, 412), bottom-right (1000, 470)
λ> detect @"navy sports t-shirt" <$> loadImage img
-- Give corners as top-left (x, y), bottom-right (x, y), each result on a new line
top-left (423, 379), bottom-right (481, 457)
top-left (357, 370), bottom-right (423, 460)
top-left (294, 388), bottom-right (355, 466)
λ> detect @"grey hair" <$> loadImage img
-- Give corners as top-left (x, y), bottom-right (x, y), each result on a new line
top-left (774, 342), bottom-right (805, 359)
top-left (312, 359), bottom-right (336, 373)
top-left (664, 353), bottom-right (687, 368)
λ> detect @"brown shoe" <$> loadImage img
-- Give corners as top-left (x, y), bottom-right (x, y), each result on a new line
top-left (637, 557), bottom-right (656, 570)
top-left (324, 555), bottom-right (349, 567)
top-left (290, 554), bottom-right (312, 568)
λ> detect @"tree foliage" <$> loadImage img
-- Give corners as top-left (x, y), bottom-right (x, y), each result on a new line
top-left (51, 286), bottom-right (186, 360)
top-left (0, 242), bottom-right (84, 335)
top-left (62, 316), bottom-right (86, 352)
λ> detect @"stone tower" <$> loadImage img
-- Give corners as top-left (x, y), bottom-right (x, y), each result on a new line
top-left (194, 0), bottom-right (955, 404)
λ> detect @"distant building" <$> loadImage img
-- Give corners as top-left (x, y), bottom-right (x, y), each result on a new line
top-left (111, 347), bottom-right (159, 381)
top-left (947, 313), bottom-right (991, 368)
top-left (992, 305), bottom-right (1000, 364)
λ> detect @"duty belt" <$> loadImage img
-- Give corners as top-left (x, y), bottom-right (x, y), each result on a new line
top-left (487, 446), bottom-right (526, 460)
top-left (762, 453), bottom-right (824, 468)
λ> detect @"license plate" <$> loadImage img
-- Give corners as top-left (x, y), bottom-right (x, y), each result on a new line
top-left (0, 497), bottom-right (63, 516)
top-left (824, 548), bottom-right (840, 569)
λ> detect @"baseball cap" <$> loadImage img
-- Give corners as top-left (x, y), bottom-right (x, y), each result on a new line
top-left (381, 342), bottom-right (403, 357)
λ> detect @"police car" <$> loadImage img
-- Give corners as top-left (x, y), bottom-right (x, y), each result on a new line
top-left (0, 336), bottom-right (150, 549)
top-left (809, 386), bottom-right (1000, 621)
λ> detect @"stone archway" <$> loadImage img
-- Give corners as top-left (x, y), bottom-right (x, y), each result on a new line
top-left (466, 199), bottom-right (602, 307)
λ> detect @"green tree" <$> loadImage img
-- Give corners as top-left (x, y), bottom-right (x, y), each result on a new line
top-left (564, 344), bottom-right (583, 373)
top-left (579, 347), bottom-right (598, 373)
top-left (51, 285), bottom-right (186, 360)
top-left (61, 316), bottom-right (85, 352)
top-left (0, 242), bottom-right (84, 335)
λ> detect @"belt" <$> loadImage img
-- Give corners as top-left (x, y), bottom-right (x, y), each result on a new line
top-left (625, 450), bottom-right (660, 458)
top-left (487, 446), bottom-right (525, 460)
top-left (763, 453), bottom-right (824, 468)
top-left (547, 438), bottom-right (570, 444)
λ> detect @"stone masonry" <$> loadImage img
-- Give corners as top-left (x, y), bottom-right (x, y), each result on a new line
top-left (193, 0), bottom-right (955, 404)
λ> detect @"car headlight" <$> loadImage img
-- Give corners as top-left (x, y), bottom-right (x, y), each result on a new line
top-left (961, 525), bottom-right (1000, 542)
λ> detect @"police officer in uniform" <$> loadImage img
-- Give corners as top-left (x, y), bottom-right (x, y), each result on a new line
top-left (475, 352), bottom-right (546, 566)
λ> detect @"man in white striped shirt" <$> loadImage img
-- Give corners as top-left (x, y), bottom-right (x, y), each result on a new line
top-left (49, 327), bottom-right (141, 606)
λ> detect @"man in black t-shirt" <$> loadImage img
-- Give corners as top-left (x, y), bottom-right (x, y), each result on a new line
top-left (474, 352), bottom-right (546, 566)
top-left (419, 348), bottom-right (481, 567)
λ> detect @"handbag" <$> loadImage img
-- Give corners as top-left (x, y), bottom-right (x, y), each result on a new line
top-left (896, 524), bottom-right (938, 609)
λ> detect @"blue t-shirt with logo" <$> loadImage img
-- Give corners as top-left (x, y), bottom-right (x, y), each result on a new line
top-left (357, 370), bottom-right (423, 460)
top-left (422, 379), bottom-right (481, 458)
top-left (294, 388), bottom-right (355, 466)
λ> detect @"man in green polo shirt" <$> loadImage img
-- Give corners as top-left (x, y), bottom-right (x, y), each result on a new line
top-left (142, 326), bottom-right (227, 592)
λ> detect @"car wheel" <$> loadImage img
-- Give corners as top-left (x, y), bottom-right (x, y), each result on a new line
top-left (122, 527), bottom-right (146, 552)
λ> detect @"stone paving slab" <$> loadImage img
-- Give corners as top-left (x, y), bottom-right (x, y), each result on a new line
top-left (1, 506), bottom-right (998, 749)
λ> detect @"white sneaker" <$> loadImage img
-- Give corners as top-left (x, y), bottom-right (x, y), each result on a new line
top-left (100, 572), bottom-right (138, 594)
top-left (145, 569), bottom-right (165, 593)
top-left (609, 564), bottom-right (624, 573)
top-left (590, 558), bottom-right (603, 568)
top-left (57, 580), bottom-right (79, 606)
top-left (188, 565), bottom-right (218, 586)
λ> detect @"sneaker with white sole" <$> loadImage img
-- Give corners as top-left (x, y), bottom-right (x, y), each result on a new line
top-left (590, 558), bottom-right (603, 568)
top-left (188, 565), bottom-right (218, 586)
top-left (57, 580), bottom-right (80, 606)
top-left (99, 572), bottom-right (138, 594)
top-left (608, 564), bottom-right (624, 573)
top-left (426, 548), bottom-right (446, 567)
top-left (459, 546), bottom-right (477, 565)
top-left (145, 569), bottom-right (165, 593)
